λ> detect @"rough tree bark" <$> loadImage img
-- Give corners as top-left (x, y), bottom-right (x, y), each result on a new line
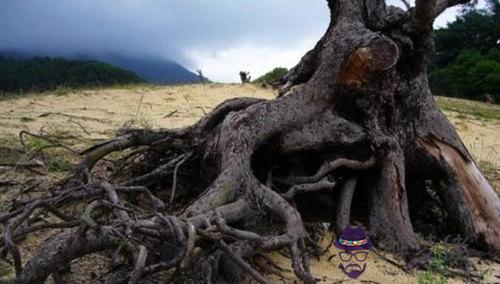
top-left (2, 0), bottom-right (499, 283)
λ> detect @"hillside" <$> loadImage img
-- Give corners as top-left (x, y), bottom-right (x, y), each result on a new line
top-left (92, 53), bottom-right (201, 84)
top-left (0, 50), bottom-right (202, 85)
top-left (0, 56), bottom-right (143, 93)
top-left (429, 8), bottom-right (499, 102)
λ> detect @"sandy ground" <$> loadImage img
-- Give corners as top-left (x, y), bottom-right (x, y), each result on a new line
top-left (446, 113), bottom-right (499, 169)
top-left (0, 84), bottom-right (273, 143)
top-left (265, 232), bottom-right (500, 284)
top-left (0, 84), bottom-right (497, 167)
top-left (0, 84), bottom-right (499, 283)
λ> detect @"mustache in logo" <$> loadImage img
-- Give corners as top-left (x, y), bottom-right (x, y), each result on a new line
top-left (339, 262), bottom-right (366, 279)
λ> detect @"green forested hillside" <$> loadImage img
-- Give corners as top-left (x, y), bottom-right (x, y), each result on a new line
top-left (429, 3), bottom-right (499, 102)
top-left (254, 67), bottom-right (288, 85)
top-left (0, 56), bottom-right (144, 93)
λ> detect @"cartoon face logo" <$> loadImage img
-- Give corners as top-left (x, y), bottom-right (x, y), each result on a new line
top-left (335, 227), bottom-right (372, 279)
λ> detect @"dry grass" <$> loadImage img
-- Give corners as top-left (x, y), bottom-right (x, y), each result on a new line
top-left (436, 96), bottom-right (500, 121)
top-left (442, 99), bottom-right (500, 189)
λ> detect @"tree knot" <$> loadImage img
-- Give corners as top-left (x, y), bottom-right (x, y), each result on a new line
top-left (338, 37), bottom-right (400, 88)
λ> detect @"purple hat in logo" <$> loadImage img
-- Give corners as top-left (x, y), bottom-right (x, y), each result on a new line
top-left (335, 227), bottom-right (373, 251)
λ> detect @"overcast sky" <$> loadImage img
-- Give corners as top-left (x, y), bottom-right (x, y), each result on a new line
top-left (0, 0), bottom-right (481, 82)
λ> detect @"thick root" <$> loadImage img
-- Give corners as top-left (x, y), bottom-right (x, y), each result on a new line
top-left (369, 146), bottom-right (419, 251)
top-left (3, 77), bottom-right (499, 284)
top-left (417, 138), bottom-right (500, 250)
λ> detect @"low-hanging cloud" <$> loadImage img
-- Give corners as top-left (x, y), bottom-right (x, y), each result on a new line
top-left (0, 0), bottom-right (475, 82)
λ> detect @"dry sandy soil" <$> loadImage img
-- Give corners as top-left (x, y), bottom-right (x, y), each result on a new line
top-left (0, 84), bottom-right (498, 283)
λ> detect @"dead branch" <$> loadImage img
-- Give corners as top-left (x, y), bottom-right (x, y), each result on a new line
top-left (4, 226), bottom-right (22, 276)
top-left (163, 110), bottom-right (178, 118)
top-left (170, 155), bottom-right (188, 203)
top-left (129, 245), bottom-right (148, 284)
top-left (77, 131), bottom-right (175, 178)
top-left (38, 112), bottom-right (111, 123)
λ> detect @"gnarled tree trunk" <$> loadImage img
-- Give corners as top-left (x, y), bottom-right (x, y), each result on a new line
top-left (3, 0), bottom-right (499, 283)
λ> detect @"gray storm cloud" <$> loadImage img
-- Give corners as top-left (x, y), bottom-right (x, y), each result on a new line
top-left (0, 0), bottom-right (328, 66)
top-left (0, 0), bottom-right (470, 81)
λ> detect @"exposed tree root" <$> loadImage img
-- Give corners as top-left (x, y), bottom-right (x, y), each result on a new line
top-left (3, 92), bottom-right (497, 282)
top-left (2, 0), bottom-right (500, 283)
top-left (335, 178), bottom-right (357, 233)
top-left (1, 95), bottom-right (373, 283)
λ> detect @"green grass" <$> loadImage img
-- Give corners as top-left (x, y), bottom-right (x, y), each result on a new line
top-left (123, 108), bottom-right (155, 130)
top-left (418, 271), bottom-right (448, 284)
top-left (48, 156), bottom-right (73, 172)
top-left (0, 149), bottom-right (20, 165)
top-left (0, 259), bottom-right (14, 283)
top-left (479, 160), bottom-right (496, 173)
top-left (417, 243), bottom-right (450, 284)
top-left (436, 96), bottom-right (500, 121)
top-left (253, 67), bottom-right (288, 84)
top-left (0, 82), bottom-right (154, 101)
top-left (24, 137), bottom-right (50, 152)
top-left (479, 160), bottom-right (499, 187)
top-left (54, 86), bottom-right (71, 96)
top-left (19, 116), bottom-right (35, 122)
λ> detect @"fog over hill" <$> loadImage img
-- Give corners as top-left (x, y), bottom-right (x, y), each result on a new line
top-left (0, 0), bottom-right (475, 82)
top-left (0, 50), bottom-right (201, 84)
top-left (82, 53), bottom-right (201, 84)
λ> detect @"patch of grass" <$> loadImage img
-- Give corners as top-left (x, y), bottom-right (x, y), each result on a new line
top-left (477, 268), bottom-right (491, 281)
top-left (0, 91), bottom-right (25, 101)
top-left (253, 67), bottom-right (288, 85)
top-left (429, 244), bottom-right (449, 273)
top-left (123, 115), bottom-right (154, 130)
top-left (135, 115), bottom-right (154, 129)
top-left (24, 137), bottom-right (50, 152)
top-left (54, 86), bottom-right (71, 96)
top-left (480, 160), bottom-right (496, 173)
top-left (0, 259), bottom-right (15, 283)
top-left (0, 83), bottom-right (153, 101)
top-left (418, 271), bottom-right (447, 284)
top-left (479, 160), bottom-right (499, 188)
top-left (123, 107), bottom-right (155, 130)
top-left (436, 96), bottom-right (500, 121)
top-left (19, 116), bottom-right (35, 122)
top-left (417, 243), bottom-right (450, 284)
top-left (48, 156), bottom-right (73, 172)
top-left (0, 148), bottom-right (21, 164)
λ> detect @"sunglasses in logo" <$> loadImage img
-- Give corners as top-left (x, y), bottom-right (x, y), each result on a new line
top-left (339, 251), bottom-right (368, 261)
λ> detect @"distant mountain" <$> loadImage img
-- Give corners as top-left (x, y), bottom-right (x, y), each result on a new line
top-left (92, 54), bottom-right (201, 84)
top-left (0, 56), bottom-right (143, 93)
top-left (0, 50), bottom-right (202, 84)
